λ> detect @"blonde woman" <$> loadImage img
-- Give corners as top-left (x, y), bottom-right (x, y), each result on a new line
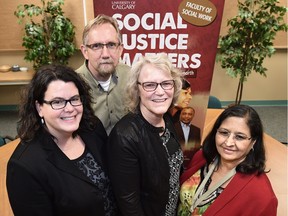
top-left (107, 53), bottom-right (184, 216)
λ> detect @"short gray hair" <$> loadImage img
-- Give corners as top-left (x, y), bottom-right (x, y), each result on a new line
top-left (125, 53), bottom-right (183, 113)
top-left (82, 14), bottom-right (122, 45)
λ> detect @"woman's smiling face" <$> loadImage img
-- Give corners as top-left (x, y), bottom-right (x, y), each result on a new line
top-left (177, 87), bottom-right (192, 108)
top-left (138, 63), bottom-right (174, 120)
top-left (36, 80), bottom-right (83, 138)
top-left (216, 116), bottom-right (255, 166)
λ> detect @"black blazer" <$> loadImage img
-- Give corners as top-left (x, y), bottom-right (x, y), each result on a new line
top-left (174, 121), bottom-right (201, 168)
top-left (7, 123), bottom-right (110, 216)
top-left (107, 112), bottom-right (183, 216)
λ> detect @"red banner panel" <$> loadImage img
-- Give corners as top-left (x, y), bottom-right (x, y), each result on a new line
top-left (94, 0), bottom-right (225, 163)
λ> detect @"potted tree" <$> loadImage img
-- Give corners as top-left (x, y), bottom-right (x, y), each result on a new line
top-left (14, 0), bottom-right (76, 70)
top-left (217, 0), bottom-right (287, 105)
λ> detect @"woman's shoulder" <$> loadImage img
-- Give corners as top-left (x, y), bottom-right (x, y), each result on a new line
top-left (186, 149), bottom-right (206, 168)
top-left (113, 113), bottom-right (142, 130)
top-left (237, 172), bottom-right (276, 194)
top-left (180, 150), bottom-right (206, 184)
top-left (92, 119), bottom-right (108, 137)
top-left (226, 172), bottom-right (278, 212)
top-left (8, 138), bottom-right (48, 171)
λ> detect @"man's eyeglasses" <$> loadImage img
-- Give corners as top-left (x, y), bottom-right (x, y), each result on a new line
top-left (85, 42), bottom-right (120, 51)
top-left (217, 129), bottom-right (252, 142)
top-left (137, 80), bottom-right (175, 92)
top-left (43, 96), bottom-right (82, 110)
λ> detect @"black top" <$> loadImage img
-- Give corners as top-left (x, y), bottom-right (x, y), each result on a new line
top-left (7, 120), bottom-right (120, 216)
top-left (74, 147), bottom-right (117, 215)
top-left (107, 112), bottom-right (183, 216)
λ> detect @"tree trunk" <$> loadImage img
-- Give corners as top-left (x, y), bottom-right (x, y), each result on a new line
top-left (235, 80), bottom-right (244, 105)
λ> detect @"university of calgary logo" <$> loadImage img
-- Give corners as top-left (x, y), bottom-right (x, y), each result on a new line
top-left (111, 1), bottom-right (136, 10)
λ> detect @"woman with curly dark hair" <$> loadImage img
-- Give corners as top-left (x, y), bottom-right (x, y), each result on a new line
top-left (178, 104), bottom-right (277, 216)
top-left (7, 65), bottom-right (118, 216)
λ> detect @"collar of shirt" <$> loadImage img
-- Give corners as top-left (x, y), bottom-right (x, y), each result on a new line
top-left (180, 121), bottom-right (191, 128)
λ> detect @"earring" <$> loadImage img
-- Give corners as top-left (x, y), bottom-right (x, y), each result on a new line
top-left (41, 117), bottom-right (45, 125)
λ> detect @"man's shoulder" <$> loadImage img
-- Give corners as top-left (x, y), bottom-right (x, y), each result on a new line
top-left (75, 62), bottom-right (87, 74)
top-left (116, 62), bottom-right (131, 74)
top-left (75, 63), bottom-right (95, 84)
top-left (190, 124), bottom-right (200, 129)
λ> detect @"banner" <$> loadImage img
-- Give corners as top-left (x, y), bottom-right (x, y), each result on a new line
top-left (94, 0), bottom-right (225, 166)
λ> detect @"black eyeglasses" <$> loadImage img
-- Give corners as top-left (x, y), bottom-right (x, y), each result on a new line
top-left (137, 80), bottom-right (175, 92)
top-left (43, 96), bottom-right (82, 110)
top-left (217, 129), bottom-right (252, 142)
top-left (86, 42), bottom-right (120, 51)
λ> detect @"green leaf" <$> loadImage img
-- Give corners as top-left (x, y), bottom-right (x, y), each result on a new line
top-left (217, 0), bottom-right (287, 104)
top-left (15, 0), bottom-right (76, 70)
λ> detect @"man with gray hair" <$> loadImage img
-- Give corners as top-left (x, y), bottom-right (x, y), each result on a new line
top-left (77, 14), bottom-right (130, 134)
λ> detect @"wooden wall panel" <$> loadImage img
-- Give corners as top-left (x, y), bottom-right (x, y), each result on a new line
top-left (0, 0), bottom-right (94, 50)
